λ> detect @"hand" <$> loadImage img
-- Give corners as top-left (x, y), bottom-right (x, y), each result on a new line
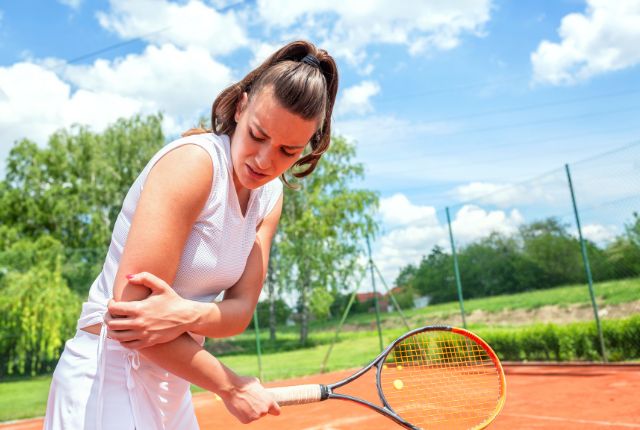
top-left (220, 376), bottom-right (281, 424)
top-left (106, 272), bottom-right (194, 349)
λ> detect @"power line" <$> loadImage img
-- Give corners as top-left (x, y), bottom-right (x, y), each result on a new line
top-left (49, 1), bottom-right (245, 69)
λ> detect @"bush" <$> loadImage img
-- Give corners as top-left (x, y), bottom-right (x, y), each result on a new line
top-left (478, 315), bottom-right (640, 362)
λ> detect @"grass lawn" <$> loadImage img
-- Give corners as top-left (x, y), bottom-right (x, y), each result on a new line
top-left (0, 376), bottom-right (51, 422)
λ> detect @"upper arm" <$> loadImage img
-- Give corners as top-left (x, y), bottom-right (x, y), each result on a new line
top-left (223, 193), bottom-right (283, 305)
top-left (113, 144), bottom-right (214, 302)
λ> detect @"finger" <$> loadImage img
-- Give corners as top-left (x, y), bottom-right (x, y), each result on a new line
top-left (106, 318), bottom-right (138, 331)
top-left (103, 311), bottom-right (114, 325)
top-left (268, 402), bottom-right (281, 416)
top-left (107, 300), bottom-right (138, 317)
top-left (120, 340), bottom-right (145, 350)
top-left (107, 329), bottom-right (139, 342)
top-left (128, 272), bottom-right (170, 294)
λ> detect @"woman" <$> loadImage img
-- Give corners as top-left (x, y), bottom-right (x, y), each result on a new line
top-left (44, 40), bottom-right (339, 429)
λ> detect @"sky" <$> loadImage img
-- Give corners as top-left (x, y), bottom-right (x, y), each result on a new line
top-left (1, 0), bottom-right (639, 291)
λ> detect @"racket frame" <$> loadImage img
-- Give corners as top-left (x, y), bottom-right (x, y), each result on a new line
top-left (316, 325), bottom-right (506, 430)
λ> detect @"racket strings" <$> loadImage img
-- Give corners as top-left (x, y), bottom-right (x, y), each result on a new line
top-left (380, 331), bottom-right (503, 430)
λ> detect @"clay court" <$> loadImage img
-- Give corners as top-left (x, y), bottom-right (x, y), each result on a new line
top-left (2, 363), bottom-right (638, 430)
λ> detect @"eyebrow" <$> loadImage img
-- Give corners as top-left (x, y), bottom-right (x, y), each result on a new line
top-left (251, 122), bottom-right (307, 149)
top-left (252, 122), bottom-right (271, 139)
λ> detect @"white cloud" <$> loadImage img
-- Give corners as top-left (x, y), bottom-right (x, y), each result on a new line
top-left (582, 223), bottom-right (619, 245)
top-left (58, 0), bottom-right (82, 10)
top-left (255, 0), bottom-right (492, 66)
top-left (451, 205), bottom-right (524, 242)
top-left (371, 195), bottom-right (525, 287)
top-left (335, 80), bottom-right (380, 117)
top-left (96, 0), bottom-right (249, 56)
top-left (0, 62), bottom-right (143, 174)
top-left (379, 193), bottom-right (437, 227)
top-left (531, 0), bottom-right (640, 85)
top-left (62, 43), bottom-right (234, 131)
top-left (248, 41), bottom-right (283, 68)
top-left (0, 44), bottom-right (235, 179)
top-left (453, 178), bottom-right (569, 208)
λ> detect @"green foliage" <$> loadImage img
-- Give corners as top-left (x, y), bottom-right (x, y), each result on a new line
top-left (275, 135), bottom-right (379, 344)
top-left (0, 114), bottom-right (166, 376)
top-left (309, 287), bottom-right (335, 320)
top-left (0, 115), bottom-right (165, 294)
top-left (477, 315), bottom-right (640, 362)
top-left (254, 298), bottom-right (292, 326)
top-left (0, 254), bottom-right (81, 376)
top-left (398, 215), bottom-right (640, 303)
top-left (391, 285), bottom-right (416, 310)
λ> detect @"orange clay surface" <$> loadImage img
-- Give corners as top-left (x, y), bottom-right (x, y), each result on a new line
top-left (2, 364), bottom-right (639, 430)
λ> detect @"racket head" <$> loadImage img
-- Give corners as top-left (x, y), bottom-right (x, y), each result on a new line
top-left (376, 326), bottom-right (506, 430)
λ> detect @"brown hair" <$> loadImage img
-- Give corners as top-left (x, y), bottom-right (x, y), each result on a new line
top-left (184, 40), bottom-right (339, 182)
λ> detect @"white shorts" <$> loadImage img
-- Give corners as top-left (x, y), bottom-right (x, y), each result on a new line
top-left (43, 328), bottom-right (199, 430)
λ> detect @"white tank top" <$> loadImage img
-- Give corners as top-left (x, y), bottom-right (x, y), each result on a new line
top-left (77, 133), bottom-right (283, 331)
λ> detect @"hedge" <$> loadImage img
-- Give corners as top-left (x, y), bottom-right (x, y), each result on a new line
top-left (478, 314), bottom-right (640, 362)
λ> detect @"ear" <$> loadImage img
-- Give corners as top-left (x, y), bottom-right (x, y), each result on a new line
top-left (234, 92), bottom-right (249, 123)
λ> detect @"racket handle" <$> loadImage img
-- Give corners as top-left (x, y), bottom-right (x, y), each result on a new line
top-left (267, 384), bottom-right (326, 406)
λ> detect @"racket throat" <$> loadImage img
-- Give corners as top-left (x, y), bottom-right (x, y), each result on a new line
top-left (320, 384), bottom-right (330, 401)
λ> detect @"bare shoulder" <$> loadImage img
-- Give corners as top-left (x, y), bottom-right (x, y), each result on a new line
top-left (144, 143), bottom-right (214, 212)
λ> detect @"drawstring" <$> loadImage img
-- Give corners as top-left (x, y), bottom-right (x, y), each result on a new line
top-left (96, 314), bottom-right (108, 430)
top-left (125, 350), bottom-right (140, 389)
top-left (94, 314), bottom-right (143, 429)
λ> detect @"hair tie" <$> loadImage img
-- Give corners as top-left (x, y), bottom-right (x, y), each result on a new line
top-left (301, 54), bottom-right (320, 69)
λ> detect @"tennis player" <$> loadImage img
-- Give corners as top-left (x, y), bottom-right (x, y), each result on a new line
top-left (43, 40), bottom-right (338, 429)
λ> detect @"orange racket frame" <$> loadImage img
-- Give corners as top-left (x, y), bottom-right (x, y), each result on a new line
top-left (268, 325), bottom-right (507, 430)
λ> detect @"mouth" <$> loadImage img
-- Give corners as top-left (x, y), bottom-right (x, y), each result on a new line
top-left (246, 163), bottom-right (268, 180)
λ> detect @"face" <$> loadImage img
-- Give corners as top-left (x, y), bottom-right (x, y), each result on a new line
top-left (230, 86), bottom-right (319, 190)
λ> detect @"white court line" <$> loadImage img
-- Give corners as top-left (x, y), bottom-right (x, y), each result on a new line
top-left (503, 413), bottom-right (640, 428)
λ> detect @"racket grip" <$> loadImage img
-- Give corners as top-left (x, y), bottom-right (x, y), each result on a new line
top-left (267, 384), bottom-right (325, 406)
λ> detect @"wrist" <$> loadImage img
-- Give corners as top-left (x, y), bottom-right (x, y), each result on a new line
top-left (187, 300), bottom-right (213, 333)
top-left (216, 370), bottom-right (245, 401)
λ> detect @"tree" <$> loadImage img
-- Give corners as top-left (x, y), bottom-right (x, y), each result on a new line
top-left (275, 136), bottom-right (378, 345)
top-left (519, 218), bottom-right (583, 288)
top-left (0, 236), bottom-right (81, 376)
top-left (411, 246), bottom-right (455, 304)
top-left (605, 212), bottom-right (640, 279)
top-left (1, 115), bottom-right (166, 293)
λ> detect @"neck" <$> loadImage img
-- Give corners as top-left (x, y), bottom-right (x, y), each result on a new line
top-left (232, 169), bottom-right (249, 198)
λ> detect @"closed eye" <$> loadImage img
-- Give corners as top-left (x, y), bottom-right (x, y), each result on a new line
top-left (249, 129), bottom-right (266, 142)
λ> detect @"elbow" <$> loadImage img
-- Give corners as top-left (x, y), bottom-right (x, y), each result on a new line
top-left (234, 315), bottom-right (254, 336)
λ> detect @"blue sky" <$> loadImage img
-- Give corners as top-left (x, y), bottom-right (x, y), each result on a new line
top-left (1, 0), bottom-right (639, 286)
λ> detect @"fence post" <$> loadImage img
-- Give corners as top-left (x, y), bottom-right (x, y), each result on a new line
top-left (565, 163), bottom-right (607, 362)
top-left (366, 236), bottom-right (384, 352)
top-left (446, 207), bottom-right (467, 328)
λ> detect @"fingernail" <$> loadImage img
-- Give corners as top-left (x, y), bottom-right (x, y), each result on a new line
top-left (126, 274), bottom-right (134, 280)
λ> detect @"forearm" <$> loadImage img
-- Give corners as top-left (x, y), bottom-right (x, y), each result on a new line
top-left (189, 298), bottom-right (253, 338)
top-left (138, 331), bottom-right (240, 396)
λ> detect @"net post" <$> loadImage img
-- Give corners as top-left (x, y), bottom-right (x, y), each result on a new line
top-left (252, 308), bottom-right (264, 381)
top-left (565, 163), bottom-right (607, 362)
top-left (367, 235), bottom-right (385, 352)
top-left (446, 207), bottom-right (467, 329)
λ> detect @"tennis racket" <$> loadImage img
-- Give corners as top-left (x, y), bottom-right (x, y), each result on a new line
top-left (267, 325), bottom-right (506, 430)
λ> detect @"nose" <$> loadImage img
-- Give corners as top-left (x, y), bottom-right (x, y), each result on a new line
top-left (254, 145), bottom-right (272, 171)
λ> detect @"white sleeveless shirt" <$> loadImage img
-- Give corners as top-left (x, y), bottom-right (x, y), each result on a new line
top-left (77, 133), bottom-right (283, 331)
